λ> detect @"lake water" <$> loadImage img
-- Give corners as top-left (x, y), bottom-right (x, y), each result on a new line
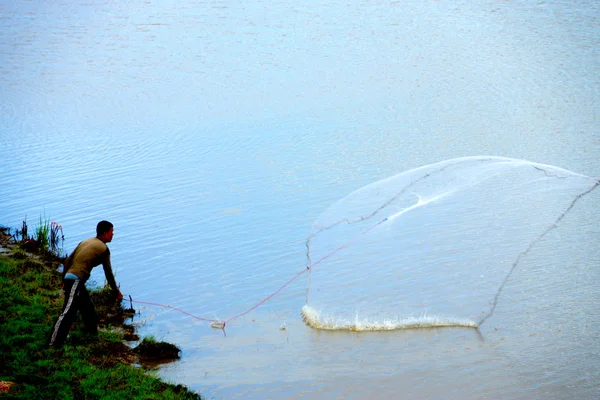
top-left (1, 0), bottom-right (599, 398)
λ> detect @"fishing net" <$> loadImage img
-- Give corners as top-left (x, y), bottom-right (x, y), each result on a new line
top-left (301, 156), bottom-right (599, 331)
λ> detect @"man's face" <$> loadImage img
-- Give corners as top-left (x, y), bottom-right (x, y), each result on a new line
top-left (103, 227), bottom-right (114, 243)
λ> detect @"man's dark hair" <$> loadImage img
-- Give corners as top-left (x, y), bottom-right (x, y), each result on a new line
top-left (96, 220), bottom-right (114, 236)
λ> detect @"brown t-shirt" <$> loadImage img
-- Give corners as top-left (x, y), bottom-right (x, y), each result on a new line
top-left (63, 237), bottom-right (118, 291)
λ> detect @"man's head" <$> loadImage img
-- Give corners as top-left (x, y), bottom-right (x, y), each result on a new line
top-left (96, 220), bottom-right (114, 243)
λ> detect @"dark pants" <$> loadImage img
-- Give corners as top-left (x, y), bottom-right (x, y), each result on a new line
top-left (48, 279), bottom-right (98, 348)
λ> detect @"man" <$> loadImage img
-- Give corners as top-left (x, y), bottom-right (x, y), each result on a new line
top-left (48, 220), bottom-right (123, 348)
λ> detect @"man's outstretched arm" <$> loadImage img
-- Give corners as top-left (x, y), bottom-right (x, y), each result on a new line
top-left (102, 256), bottom-right (123, 300)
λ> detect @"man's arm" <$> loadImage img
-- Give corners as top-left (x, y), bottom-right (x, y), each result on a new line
top-left (102, 254), bottom-right (122, 300)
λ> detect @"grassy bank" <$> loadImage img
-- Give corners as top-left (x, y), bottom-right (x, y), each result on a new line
top-left (0, 228), bottom-right (201, 399)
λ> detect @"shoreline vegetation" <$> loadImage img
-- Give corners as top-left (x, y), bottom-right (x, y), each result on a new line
top-left (0, 220), bottom-right (202, 399)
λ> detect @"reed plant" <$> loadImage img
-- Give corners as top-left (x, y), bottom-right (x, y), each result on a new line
top-left (34, 216), bottom-right (50, 251)
top-left (14, 218), bottom-right (28, 242)
top-left (49, 221), bottom-right (64, 256)
top-left (12, 216), bottom-right (65, 258)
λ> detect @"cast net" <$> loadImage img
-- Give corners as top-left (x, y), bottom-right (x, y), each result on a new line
top-left (301, 156), bottom-right (598, 331)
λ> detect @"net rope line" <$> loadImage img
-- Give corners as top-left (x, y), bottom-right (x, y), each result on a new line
top-left (122, 162), bottom-right (598, 330)
top-left (124, 217), bottom-right (389, 329)
top-left (478, 178), bottom-right (600, 326)
top-left (305, 156), bottom-right (475, 243)
top-left (304, 156), bottom-right (519, 245)
top-left (303, 157), bottom-right (521, 291)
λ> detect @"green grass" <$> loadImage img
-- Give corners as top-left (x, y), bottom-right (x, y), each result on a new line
top-left (34, 215), bottom-right (50, 252)
top-left (0, 247), bottom-right (201, 399)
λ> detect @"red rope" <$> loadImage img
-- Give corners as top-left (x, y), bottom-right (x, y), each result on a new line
top-left (127, 299), bottom-right (216, 322)
top-left (125, 217), bottom-right (388, 327)
top-left (224, 268), bottom-right (308, 323)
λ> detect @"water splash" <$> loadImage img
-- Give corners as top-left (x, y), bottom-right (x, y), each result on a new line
top-left (301, 305), bottom-right (477, 331)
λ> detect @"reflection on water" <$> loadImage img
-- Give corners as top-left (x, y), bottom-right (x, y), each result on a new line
top-left (1, 0), bottom-right (599, 398)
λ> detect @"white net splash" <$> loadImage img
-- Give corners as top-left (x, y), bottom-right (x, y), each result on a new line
top-left (302, 156), bottom-right (599, 331)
